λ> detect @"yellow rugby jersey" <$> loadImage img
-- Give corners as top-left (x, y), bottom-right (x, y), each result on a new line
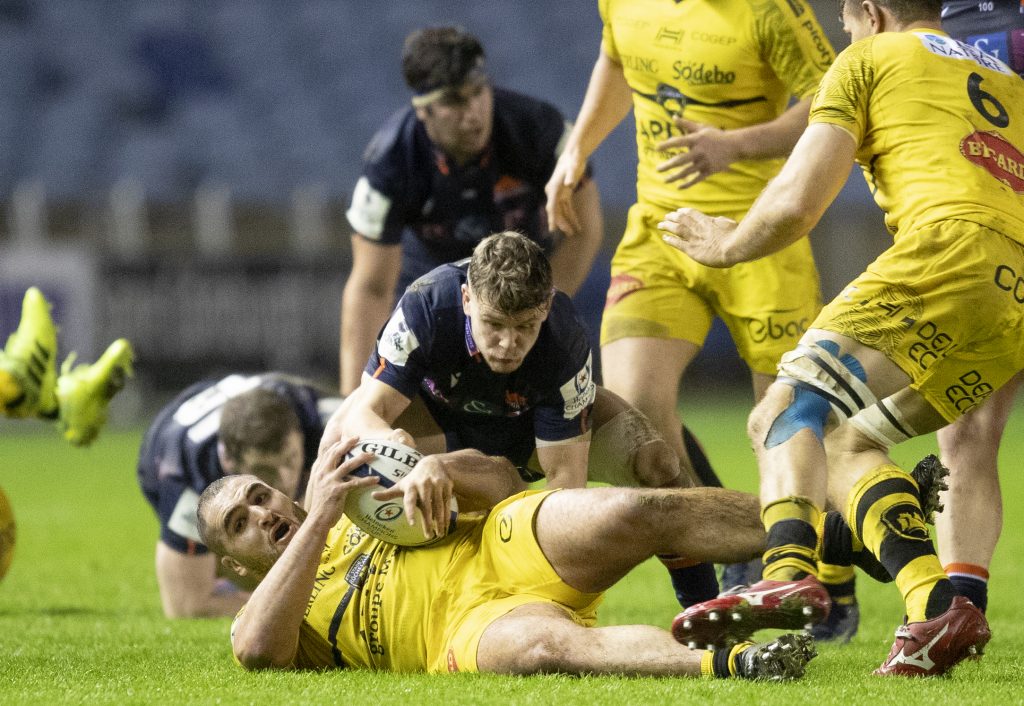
top-left (810, 30), bottom-right (1024, 243)
top-left (599, 0), bottom-right (834, 216)
top-left (242, 515), bottom-right (486, 672)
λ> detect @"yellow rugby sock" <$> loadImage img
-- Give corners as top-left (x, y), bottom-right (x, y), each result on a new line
top-left (761, 496), bottom-right (820, 581)
top-left (848, 464), bottom-right (954, 622)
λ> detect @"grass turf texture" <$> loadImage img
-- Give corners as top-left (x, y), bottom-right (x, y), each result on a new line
top-left (2, 397), bottom-right (1023, 704)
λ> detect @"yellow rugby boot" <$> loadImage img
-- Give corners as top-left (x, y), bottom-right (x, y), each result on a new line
top-left (0, 287), bottom-right (58, 418)
top-left (55, 338), bottom-right (134, 446)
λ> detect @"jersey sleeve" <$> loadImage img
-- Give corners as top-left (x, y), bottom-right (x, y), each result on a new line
top-left (598, 0), bottom-right (619, 62)
top-left (531, 298), bottom-right (597, 445)
top-left (364, 290), bottom-right (434, 400)
top-left (756, 0), bottom-right (835, 100)
top-left (154, 471), bottom-right (208, 555)
top-left (809, 39), bottom-right (875, 145)
top-left (345, 121), bottom-right (415, 245)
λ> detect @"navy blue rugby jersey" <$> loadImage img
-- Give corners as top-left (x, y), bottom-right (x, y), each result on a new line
top-left (345, 87), bottom-right (577, 292)
top-left (364, 262), bottom-right (596, 458)
top-left (136, 374), bottom-right (338, 554)
top-left (943, 0), bottom-right (1024, 74)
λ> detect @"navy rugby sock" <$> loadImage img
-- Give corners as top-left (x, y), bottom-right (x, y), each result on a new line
top-left (682, 424), bottom-right (722, 488)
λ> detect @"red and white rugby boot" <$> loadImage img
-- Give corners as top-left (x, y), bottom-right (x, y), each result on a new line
top-left (672, 575), bottom-right (831, 649)
top-left (874, 596), bottom-right (991, 677)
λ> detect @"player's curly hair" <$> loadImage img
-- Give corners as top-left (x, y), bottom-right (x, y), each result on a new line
top-left (839, 0), bottom-right (941, 23)
top-left (467, 231), bottom-right (553, 314)
top-left (219, 388), bottom-right (300, 465)
top-left (402, 26), bottom-right (485, 94)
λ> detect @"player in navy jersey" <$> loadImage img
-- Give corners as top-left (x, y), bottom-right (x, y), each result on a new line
top-left (339, 26), bottom-right (604, 395)
top-left (931, 0), bottom-right (1024, 616)
top-left (136, 373), bottom-right (341, 618)
top-left (329, 231), bottom-right (737, 611)
top-left (337, 232), bottom-right (597, 488)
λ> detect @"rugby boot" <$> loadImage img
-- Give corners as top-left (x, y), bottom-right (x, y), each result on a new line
top-left (55, 338), bottom-right (134, 446)
top-left (874, 596), bottom-right (991, 677)
top-left (732, 634), bottom-right (817, 681)
top-left (911, 454), bottom-right (950, 524)
top-left (672, 575), bottom-right (830, 649)
top-left (0, 287), bottom-right (58, 418)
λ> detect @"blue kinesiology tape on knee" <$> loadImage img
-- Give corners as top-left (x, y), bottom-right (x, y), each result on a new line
top-left (816, 340), bottom-right (867, 383)
top-left (764, 385), bottom-right (832, 448)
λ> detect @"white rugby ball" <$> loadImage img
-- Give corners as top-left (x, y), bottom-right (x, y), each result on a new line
top-left (344, 439), bottom-right (458, 547)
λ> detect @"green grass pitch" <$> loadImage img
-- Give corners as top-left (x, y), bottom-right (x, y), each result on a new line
top-left (2, 396), bottom-right (1023, 704)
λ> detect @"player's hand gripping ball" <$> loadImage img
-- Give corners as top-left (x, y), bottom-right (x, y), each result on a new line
top-left (0, 487), bottom-right (15, 581)
top-left (344, 439), bottom-right (458, 547)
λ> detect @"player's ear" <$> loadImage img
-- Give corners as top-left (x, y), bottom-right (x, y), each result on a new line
top-left (221, 555), bottom-right (248, 578)
top-left (461, 284), bottom-right (472, 316)
top-left (217, 440), bottom-right (237, 474)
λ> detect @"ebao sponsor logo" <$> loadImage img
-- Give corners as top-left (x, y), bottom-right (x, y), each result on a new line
top-left (747, 316), bottom-right (809, 343)
top-left (961, 131), bottom-right (1024, 193)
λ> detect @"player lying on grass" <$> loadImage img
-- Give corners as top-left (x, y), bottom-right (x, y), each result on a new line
top-left (197, 436), bottom-right (817, 679)
top-left (0, 287), bottom-right (133, 446)
top-left (659, 0), bottom-right (1021, 676)
top-left (137, 373), bottom-right (344, 619)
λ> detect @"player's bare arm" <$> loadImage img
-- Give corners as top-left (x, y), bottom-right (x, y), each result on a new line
top-left (545, 50), bottom-right (632, 235)
top-left (547, 178), bottom-right (603, 296)
top-left (659, 122), bottom-right (857, 267)
top-left (372, 449), bottom-right (526, 538)
top-left (230, 439), bottom-right (378, 670)
top-left (655, 98), bottom-right (812, 189)
top-left (536, 435), bottom-right (591, 489)
top-left (339, 237), bottom-right (403, 395)
top-left (319, 377), bottom-right (412, 456)
top-left (155, 542), bottom-right (249, 619)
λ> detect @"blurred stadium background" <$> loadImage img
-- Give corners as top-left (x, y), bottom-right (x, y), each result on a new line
top-left (0, 0), bottom-right (892, 423)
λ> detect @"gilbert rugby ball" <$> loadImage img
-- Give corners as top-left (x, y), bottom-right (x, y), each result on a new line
top-left (0, 486), bottom-right (15, 581)
top-left (344, 439), bottom-right (458, 547)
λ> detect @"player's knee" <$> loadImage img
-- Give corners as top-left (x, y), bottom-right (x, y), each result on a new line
top-left (513, 626), bottom-right (574, 674)
top-left (631, 439), bottom-right (681, 487)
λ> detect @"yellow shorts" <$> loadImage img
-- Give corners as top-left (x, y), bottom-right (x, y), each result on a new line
top-left (815, 220), bottom-right (1024, 422)
top-left (434, 490), bottom-right (602, 673)
top-left (601, 202), bottom-right (822, 375)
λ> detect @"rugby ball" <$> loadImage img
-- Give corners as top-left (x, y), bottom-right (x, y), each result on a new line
top-left (0, 486), bottom-right (15, 581)
top-left (344, 439), bottom-right (458, 547)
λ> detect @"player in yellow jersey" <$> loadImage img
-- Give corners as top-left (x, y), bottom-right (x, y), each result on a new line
top-left (0, 287), bottom-right (134, 446)
top-left (660, 0), bottom-right (1022, 676)
top-left (545, 0), bottom-right (838, 612)
top-left (932, 0), bottom-right (1024, 617)
top-left (198, 437), bottom-right (820, 679)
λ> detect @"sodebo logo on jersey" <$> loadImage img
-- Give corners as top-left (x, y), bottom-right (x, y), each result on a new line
top-left (747, 316), bottom-right (809, 343)
top-left (672, 61), bottom-right (735, 85)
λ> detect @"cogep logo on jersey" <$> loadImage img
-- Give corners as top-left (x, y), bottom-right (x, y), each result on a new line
top-left (961, 131), bottom-right (1024, 193)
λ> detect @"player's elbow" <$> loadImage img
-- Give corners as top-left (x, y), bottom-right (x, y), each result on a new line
top-left (232, 635), bottom-right (297, 671)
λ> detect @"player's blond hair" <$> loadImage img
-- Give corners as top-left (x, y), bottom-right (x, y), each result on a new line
top-left (467, 231), bottom-right (553, 314)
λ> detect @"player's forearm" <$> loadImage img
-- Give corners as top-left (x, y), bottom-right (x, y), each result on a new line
top-left (728, 99), bottom-right (812, 162)
top-left (434, 449), bottom-right (527, 511)
top-left (727, 122), bottom-right (854, 262)
top-left (231, 512), bottom-right (336, 670)
top-left (562, 51), bottom-right (634, 163)
top-left (537, 439), bottom-right (591, 489)
top-left (549, 181), bottom-right (604, 295)
top-left (340, 284), bottom-right (393, 396)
